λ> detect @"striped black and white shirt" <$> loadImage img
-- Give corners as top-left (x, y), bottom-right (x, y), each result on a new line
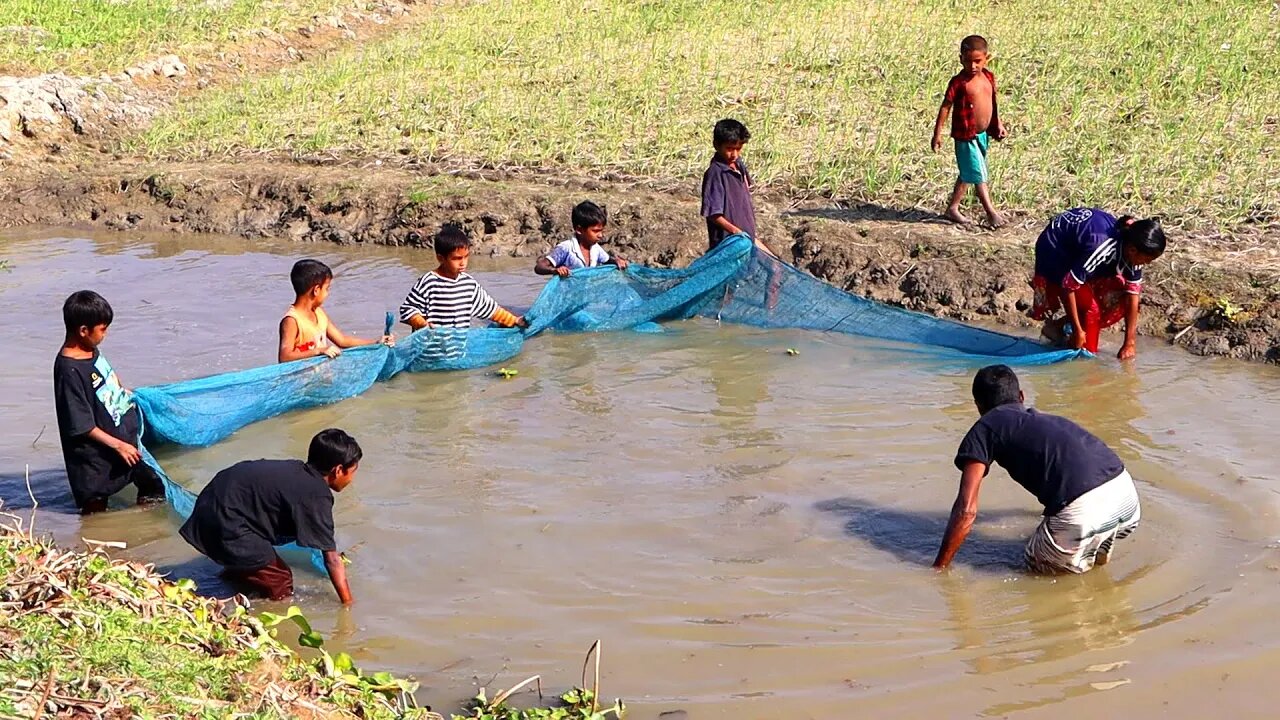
top-left (398, 271), bottom-right (499, 328)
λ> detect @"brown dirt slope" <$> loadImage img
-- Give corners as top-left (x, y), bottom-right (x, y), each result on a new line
top-left (1, 159), bottom-right (1276, 363)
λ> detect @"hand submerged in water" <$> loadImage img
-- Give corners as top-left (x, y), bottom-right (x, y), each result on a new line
top-left (1117, 340), bottom-right (1137, 361)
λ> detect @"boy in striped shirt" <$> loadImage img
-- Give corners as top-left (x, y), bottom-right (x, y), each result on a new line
top-left (398, 225), bottom-right (527, 330)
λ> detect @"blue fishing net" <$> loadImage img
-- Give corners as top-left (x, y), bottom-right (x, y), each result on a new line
top-left (135, 234), bottom-right (1082, 575)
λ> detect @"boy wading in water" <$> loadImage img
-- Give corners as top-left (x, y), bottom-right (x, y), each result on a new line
top-left (180, 429), bottom-right (361, 604)
top-left (279, 259), bottom-right (394, 363)
top-left (934, 366), bottom-right (1141, 574)
top-left (932, 35), bottom-right (1007, 228)
top-left (534, 200), bottom-right (629, 277)
top-left (53, 290), bottom-right (166, 514)
top-left (399, 225), bottom-right (528, 331)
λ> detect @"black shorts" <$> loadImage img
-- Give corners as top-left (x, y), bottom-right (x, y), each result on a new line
top-left (78, 462), bottom-right (166, 513)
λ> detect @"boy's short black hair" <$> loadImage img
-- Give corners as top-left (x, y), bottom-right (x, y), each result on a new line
top-left (434, 223), bottom-right (472, 256)
top-left (713, 118), bottom-right (751, 147)
top-left (308, 428), bottom-right (363, 473)
top-left (1117, 216), bottom-right (1167, 259)
top-left (960, 35), bottom-right (988, 54)
top-left (972, 365), bottom-right (1022, 414)
top-left (571, 200), bottom-right (608, 229)
top-left (63, 290), bottom-right (113, 335)
top-left (290, 259), bottom-right (333, 296)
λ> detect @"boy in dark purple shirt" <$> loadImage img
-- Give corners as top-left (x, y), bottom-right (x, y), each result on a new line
top-left (1030, 208), bottom-right (1166, 359)
top-left (700, 119), bottom-right (773, 256)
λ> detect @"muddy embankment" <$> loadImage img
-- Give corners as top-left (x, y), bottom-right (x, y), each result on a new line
top-left (1, 159), bottom-right (1277, 363)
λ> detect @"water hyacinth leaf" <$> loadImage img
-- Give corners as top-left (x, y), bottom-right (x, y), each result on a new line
top-left (333, 651), bottom-right (357, 673)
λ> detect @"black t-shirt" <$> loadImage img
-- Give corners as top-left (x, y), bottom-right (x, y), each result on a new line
top-left (52, 350), bottom-right (143, 503)
top-left (954, 404), bottom-right (1125, 516)
top-left (179, 459), bottom-right (337, 571)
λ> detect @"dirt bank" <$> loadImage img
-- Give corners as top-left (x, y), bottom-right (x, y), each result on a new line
top-left (0, 0), bottom-right (420, 163)
top-left (1, 159), bottom-right (1276, 363)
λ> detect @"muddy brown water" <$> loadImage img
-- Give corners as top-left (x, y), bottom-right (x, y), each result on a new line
top-left (2, 229), bottom-right (1279, 719)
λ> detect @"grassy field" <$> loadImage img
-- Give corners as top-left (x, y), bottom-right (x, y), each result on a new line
top-left (137, 0), bottom-right (1280, 231)
top-left (0, 0), bottom-right (352, 75)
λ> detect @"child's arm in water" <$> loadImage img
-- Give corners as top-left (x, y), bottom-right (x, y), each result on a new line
top-left (1061, 290), bottom-right (1087, 351)
top-left (933, 460), bottom-right (987, 569)
top-left (1118, 293), bottom-right (1141, 360)
top-left (279, 316), bottom-right (334, 363)
top-left (322, 549), bottom-right (353, 605)
top-left (535, 256), bottom-right (570, 277)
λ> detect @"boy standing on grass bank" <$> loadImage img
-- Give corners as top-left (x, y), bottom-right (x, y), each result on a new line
top-left (279, 259), bottom-right (394, 363)
top-left (932, 35), bottom-right (1007, 228)
top-left (399, 224), bottom-right (528, 330)
top-left (53, 291), bottom-right (166, 514)
top-left (534, 200), bottom-right (629, 277)
top-left (180, 428), bottom-right (360, 604)
top-left (700, 118), bottom-right (776, 257)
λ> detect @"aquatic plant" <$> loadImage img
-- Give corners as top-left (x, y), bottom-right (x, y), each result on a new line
top-left (0, 499), bottom-right (426, 719)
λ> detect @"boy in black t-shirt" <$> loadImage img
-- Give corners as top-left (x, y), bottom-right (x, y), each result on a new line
top-left (934, 365), bottom-right (1141, 574)
top-left (53, 291), bottom-right (165, 514)
top-left (180, 429), bottom-right (359, 604)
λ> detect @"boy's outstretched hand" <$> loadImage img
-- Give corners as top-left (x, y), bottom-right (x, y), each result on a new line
top-left (516, 316), bottom-right (530, 329)
top-left (323, 346), bottom-right (342, 359)
top-left (615, 258), bottom-right (629, 271)
top-left (556, 266), bottom-right (571, 278)
top-left (380, 334), bottom-right (396, 347)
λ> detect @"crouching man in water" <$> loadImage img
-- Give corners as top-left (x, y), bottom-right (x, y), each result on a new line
top-left (934, 365), bottom-right (1140, 574)
top-left (180, 429), bottom-right (359, 603)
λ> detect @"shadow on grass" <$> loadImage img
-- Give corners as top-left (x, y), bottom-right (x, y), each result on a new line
top-left (815, 496), bottom-right (1040, 571)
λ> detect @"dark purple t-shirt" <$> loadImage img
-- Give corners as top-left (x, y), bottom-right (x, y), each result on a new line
top-left (1034, 207), bottom-right (1143, 292)
top-left (955, 404), bottom-right (1125, 516)
top-left (700, 157), bottom-right (757, 250)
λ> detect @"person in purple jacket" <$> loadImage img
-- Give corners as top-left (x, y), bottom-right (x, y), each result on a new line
top-left (1030, 208), bottom-right (1166, 359)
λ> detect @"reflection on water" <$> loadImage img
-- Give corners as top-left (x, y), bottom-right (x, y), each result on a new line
top-left (2, 230), bottom-right (1280, 719)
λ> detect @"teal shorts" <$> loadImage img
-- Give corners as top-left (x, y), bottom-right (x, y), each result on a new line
top-left (954, 132), bottom-right (990, 185)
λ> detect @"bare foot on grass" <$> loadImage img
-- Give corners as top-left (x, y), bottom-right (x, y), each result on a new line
top-left (944, 207), bottom-right (971, 225)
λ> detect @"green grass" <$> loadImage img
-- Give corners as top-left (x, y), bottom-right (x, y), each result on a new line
top-left (137, 0), bottom-right (1280, 231)
top-left (0, 0), bottom-right (352, 75)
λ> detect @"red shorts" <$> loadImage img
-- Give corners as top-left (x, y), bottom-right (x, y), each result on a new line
top-left (224, 554), bottom-right (294, 601)
top-left (1030, 275), bottom-right (1129, 353)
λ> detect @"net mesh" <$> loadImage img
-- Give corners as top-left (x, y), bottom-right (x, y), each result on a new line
top-left (133, 235), bottom-right (1082, 574)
